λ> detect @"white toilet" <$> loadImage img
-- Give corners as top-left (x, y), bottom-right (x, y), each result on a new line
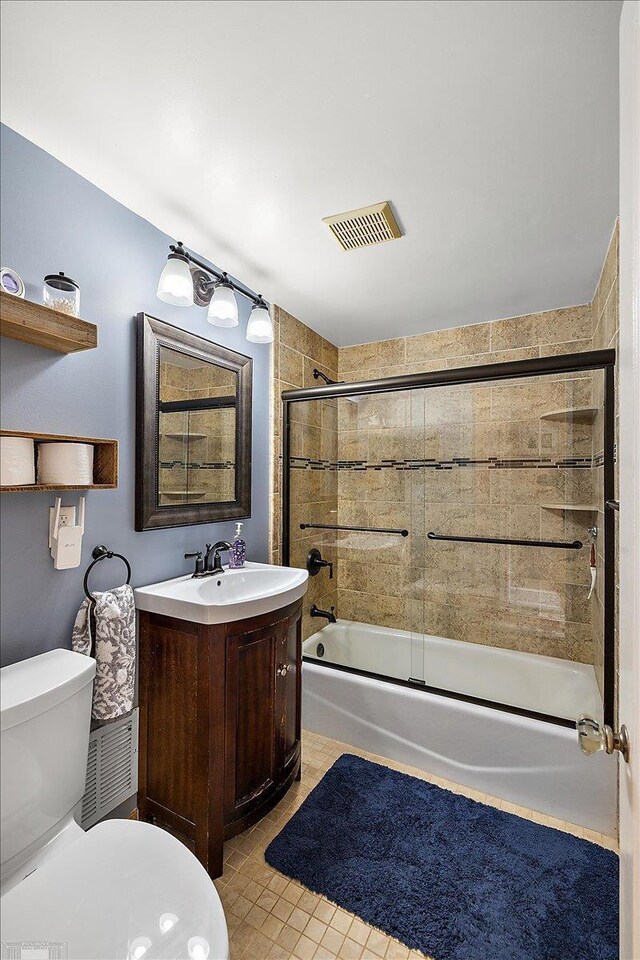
top-left (0, 649), bottom-right (229, 960)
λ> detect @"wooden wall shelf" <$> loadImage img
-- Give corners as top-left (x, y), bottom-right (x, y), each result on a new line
top-left (0, 430), bottom-right (118, 492)
top-left (0, 290), bottom-right (98, 353)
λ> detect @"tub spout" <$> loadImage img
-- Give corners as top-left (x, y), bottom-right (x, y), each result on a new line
top-left (310, 604), bottom-right (336, 624)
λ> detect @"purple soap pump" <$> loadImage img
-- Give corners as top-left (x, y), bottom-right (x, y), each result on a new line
top-left (229, 522), bottom-right (246, 569)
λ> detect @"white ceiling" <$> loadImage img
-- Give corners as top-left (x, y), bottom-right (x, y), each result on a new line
top-left (0, 0), bottom-right (621, 347)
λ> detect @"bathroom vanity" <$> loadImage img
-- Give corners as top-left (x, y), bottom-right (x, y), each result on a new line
top-left (135, 563), bottom-right (308, 878)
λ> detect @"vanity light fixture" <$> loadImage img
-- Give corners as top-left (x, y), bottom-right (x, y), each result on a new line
top-left (157, 241), bottom-right (273, 343)
top-left (207, 274), bottom-right (238, 327)
top-left (156, 243), bottom-right (194, 307)
top-left (246, 296), bottom-right (274, 343)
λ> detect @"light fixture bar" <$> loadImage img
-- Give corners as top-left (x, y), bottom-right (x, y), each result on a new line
top-left (158, 241), bottom-right (274, 343)
top-left (169, 243), bottom-right (262, 306)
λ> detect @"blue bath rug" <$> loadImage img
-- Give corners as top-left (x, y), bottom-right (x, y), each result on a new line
top-left (265, 754), bottom-right (618, 960)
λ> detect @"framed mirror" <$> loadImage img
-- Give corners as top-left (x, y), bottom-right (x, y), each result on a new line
top-left (136, 313), bottom-right (252, 531)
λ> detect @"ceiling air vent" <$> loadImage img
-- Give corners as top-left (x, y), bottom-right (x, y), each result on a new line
top-left (322, 201), bottom-right (402, 251)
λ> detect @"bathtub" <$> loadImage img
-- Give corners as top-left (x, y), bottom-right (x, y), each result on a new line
top-left (302, 620), bottom-right (617, 836)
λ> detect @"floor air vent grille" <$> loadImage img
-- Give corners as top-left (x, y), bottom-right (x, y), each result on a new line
top-left (81, 709), bottom-right (138, 828)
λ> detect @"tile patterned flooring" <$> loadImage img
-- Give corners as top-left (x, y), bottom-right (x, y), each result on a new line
top-left (216, 730), bottom-right (617, 960)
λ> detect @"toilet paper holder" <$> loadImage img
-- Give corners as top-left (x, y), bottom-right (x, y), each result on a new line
top-left (49, 496), bottom-right (85, 570)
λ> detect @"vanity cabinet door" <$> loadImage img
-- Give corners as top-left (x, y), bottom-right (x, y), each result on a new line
top-left (139, 600), bottom-right (303, 877)
top-left (224, 624), bottom-right (279, 826)
top-left (276, 612), bottom-right (302, 778)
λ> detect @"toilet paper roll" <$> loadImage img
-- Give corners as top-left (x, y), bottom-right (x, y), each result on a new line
top-left (37, 442), bottom-right (94, 485)
top-left (0, 436), bottom-right (36, 485)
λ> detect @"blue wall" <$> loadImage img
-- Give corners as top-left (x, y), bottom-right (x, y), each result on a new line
top-left (0, 125), bottom-right (271, 666)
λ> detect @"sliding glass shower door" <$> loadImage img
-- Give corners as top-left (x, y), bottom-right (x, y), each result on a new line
top-left (409, 367), bottom-right (608, 723)
top-left (283, 351), bottom-right (614, 727)
top-left (287, 389), bottom-right (424, 681)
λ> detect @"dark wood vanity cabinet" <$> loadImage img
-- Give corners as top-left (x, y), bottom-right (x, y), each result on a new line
top-left (225, 611), bottom-right (301, 830)
top-left (137, 599), bottom-right (302, 878)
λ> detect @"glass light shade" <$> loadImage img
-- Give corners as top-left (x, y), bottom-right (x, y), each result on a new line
top-left (246, 302), bottom-right (274, 343)
top-left (157, 255), bottom-right (194, 306)
top-left (207, 283), bottom-right (238, 326)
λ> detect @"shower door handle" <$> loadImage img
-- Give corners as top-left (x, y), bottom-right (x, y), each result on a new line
top-left (576, 714), bottom-right (630, 762)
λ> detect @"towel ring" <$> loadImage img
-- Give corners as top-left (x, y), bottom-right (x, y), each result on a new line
top-left (83, 545), bottom-right (132, 603)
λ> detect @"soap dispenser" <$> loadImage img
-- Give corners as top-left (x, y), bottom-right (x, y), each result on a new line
top-left (229, 522), bottom-right (246, 569)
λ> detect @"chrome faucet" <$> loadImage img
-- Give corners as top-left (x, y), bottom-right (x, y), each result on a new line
top-left (205, 541), bottom-right (232, 575)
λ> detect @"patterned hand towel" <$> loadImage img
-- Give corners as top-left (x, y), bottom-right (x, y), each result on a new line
top-left (72, 584), bottom-right (136, 722)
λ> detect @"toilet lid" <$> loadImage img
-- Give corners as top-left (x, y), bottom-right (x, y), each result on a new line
top-left (0, 820), bottom-right (228, 960)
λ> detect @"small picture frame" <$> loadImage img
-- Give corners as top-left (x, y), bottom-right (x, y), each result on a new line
top-left (0, 267), bottom-right (25, 298)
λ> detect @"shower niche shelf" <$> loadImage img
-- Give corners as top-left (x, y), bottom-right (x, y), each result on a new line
top-left (541, 503), bottom-right (598, 512)
top-left (539, 406), bottom-right (598, 424)
top-left (160, 489), bottom-right (207, 500)
top-left (161, 432), bottom-right (207, 441)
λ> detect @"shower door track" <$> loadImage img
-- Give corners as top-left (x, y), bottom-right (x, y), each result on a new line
top-left (301, 655), bottom-right (577, 729)
top-left (281, 349), bottom-right (617, 727)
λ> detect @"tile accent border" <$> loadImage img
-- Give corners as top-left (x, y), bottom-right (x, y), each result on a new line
top-left (160, 460), bottom-right (235, 470)
top-left (290, 455), bottom-right (596, 472)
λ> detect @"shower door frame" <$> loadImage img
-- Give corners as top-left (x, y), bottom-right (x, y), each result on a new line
top-left (281, 349), bottom-right (616, 728)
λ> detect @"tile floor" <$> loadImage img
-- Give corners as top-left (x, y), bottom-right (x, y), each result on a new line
top-left (215, 730), bottom-right (617, 960)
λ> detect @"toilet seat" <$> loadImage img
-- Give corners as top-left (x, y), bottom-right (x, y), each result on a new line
top-left (0, 818), bottom-right (228, 960)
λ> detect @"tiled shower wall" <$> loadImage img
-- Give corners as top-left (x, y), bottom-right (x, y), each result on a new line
top-left (272, 223), bottom-right (618, 680)
top-left (270, 306), bottom-right (339, 641)
top-left (333, 367), bottom-right (597, 664)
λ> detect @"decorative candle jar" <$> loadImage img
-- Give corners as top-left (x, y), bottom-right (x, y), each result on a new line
top-left (43, 272), bottom-right (80, 316)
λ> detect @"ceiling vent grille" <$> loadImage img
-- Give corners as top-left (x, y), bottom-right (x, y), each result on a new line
top-left (322, 201), bottom-right (402, 251)
top-left (81, 709), bottom-right (138, 829)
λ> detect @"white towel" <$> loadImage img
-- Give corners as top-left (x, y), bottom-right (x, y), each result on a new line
top-left (72, 584), bottom-right (136, 721)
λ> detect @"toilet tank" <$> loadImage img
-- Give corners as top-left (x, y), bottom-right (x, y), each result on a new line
top-left (1, 649), bottom-right (96, 869)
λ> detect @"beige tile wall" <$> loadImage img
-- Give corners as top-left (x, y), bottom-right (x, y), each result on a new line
top-left (270, 306), bottom-right (339, 640)
top-left (334, 310), bottom-right (597, 663)
top-left (272, 223), bottom-right (618, 673)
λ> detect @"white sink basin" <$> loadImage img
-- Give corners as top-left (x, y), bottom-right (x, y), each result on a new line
top-left (134, 561), bottom-right (309, 625)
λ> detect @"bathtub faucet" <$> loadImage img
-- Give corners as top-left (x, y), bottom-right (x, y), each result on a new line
top-left (310, 604), bottom-right (336, 624)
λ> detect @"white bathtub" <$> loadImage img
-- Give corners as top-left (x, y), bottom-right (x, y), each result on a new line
top-left (303, 620), bottom-right (602, 720)
top-left (302, 620), bottom-right (617, 836)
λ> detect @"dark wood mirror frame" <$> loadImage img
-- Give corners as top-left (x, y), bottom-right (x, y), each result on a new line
top-left (135, 313), bottom-right (252, 531)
